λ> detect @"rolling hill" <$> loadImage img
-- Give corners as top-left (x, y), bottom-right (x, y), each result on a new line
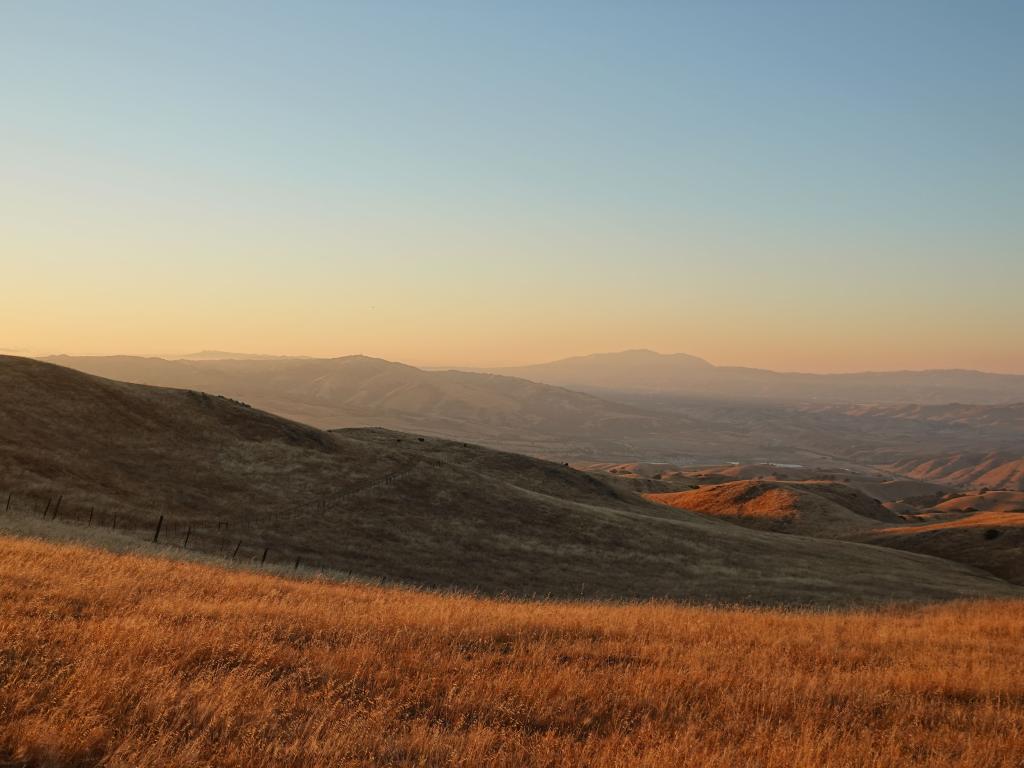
top-left (642, 474), bottom-right (1024, 586)
top-left (886, 452), bottom-right (1024, 491)
top-left (0, 354), bottom-right (1017, 606)
top-left (645, 480), bottom-right (900, 537)
top-left (932, 490), bottom-right (1024, 514)
top-left (862, 511), bottom-right (1024, 585)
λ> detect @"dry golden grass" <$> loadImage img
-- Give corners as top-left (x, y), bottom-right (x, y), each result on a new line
top-left (644, 479), bottom-right (899, 537)
top-left (875, 510), bottom-right (1024, 535)
top-left (932, 491), bottom-right (1024, 514)
top-left (3, 534), bottom-right (1024, 767)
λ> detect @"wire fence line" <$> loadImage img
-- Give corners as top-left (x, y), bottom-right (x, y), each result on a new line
top-left (0, 456), bottom-right (452, 577)
top-left (2, 489), bottom-right (323, 571)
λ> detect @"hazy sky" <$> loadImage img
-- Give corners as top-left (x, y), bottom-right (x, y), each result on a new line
top-left (3, 1), bottom-right (1022, 372)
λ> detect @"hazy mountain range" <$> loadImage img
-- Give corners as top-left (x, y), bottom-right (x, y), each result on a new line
top-left (480, 349), bottom-right (1024, 404)
top-left (38, 351), bottom-right (1024, 487)
top-left (40, 354), bottom-right (686, 458)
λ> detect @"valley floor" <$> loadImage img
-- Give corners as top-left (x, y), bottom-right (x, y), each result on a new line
top-left (2, 534), bottom-right (1024, 767)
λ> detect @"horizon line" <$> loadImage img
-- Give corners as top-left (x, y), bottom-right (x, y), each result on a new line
top-left (18, 349), bottom-right (1024, 378)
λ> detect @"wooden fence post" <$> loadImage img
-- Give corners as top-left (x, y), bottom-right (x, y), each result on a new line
top-left (87, 508), bottom-right (94, 526)
top-left (52, 495), bottom-right (63, 519)
top-left (261, 547), bottom-right (269, 565)
top-left (231, 540), bottom-right (242, 559)
top-left (294, 556), bottom-right (300, 570)
top-left (42, 497), bottom-right (52, 518)
top-left (4, 493), bottom-right (10, 514)
top-left (183, 526), bottom-right (191, 548)
top-left (153, 515), bottom-right (164, 543)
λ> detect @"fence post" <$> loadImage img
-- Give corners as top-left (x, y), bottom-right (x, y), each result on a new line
top-left (4, 493), bottom-right (10, 514)
top-left (42, 497), bottom-right (52, 518)
top-left (231, 540), bottom-right (242, 558)
top-left (294, 556), bottom-right (300, 570)
top-left (261, 547), bottom-right (268, 565)
top-left (183, 526), bottom-right (191, 548)
top-left (52, 495), bottom-right (63, 519)
top-left (153, 515), bottom-right (164, 543)
top-left (87, 508), bottom-right (94, 526)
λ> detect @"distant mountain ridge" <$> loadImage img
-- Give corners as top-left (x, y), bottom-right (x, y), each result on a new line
top-left (174, 350), bottom-right (307, 361)
top-left (40, 352), bottom-right (1024, 478)
top-left (481, 350), bottom-right (1024, 404)
top-left (39, 354), bottom-right (682, 456)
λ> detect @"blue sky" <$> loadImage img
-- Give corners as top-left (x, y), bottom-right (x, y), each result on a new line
top-left (2, 1), bottom-right (1022, 371)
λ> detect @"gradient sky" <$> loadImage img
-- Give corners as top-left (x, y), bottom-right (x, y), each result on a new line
top-left (2, 1), bottom-right (1022, 372)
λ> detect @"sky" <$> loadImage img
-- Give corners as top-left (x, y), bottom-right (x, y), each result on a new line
top-left (2, 1), bottom-right (1022, 373)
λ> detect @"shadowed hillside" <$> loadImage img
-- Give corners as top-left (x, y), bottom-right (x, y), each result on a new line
top-left (861, 512), bottom-right (1024, 585)
top-left (0, 355), bottom-right (1017, 606)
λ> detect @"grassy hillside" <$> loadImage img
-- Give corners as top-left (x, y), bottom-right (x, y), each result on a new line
top-left (887, 452), bottom-right (1024, 491)
top-left (2, 535), bottom-right (1023, 768)
top-left (640, 471), bottom-right (1024, 586)
top-left (862, 511), bottom-right (1024, 585)
top-left (932, 490), bottom-right (1024, 513)
top-left (645, 480), bottom-right (900, 536)
top-left (1, 355), bottom-right (1018, 605)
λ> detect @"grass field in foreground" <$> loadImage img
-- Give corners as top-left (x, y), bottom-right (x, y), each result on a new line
top-left (2, 534), bottom-right (1024, 768)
